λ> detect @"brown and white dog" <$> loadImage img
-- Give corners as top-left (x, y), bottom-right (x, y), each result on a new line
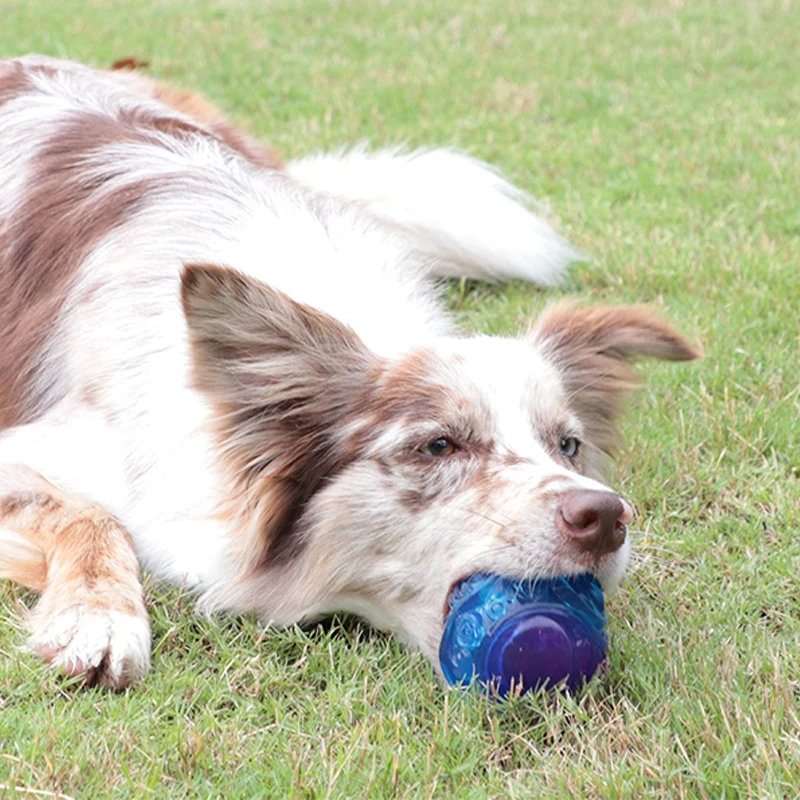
top-left (0, 55), bottom-right (698, 689)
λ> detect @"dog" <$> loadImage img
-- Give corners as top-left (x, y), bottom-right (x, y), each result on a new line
top-left (0, 55), bottom-right (698, 690)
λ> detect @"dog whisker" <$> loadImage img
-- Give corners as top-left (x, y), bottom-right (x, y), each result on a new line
top-left (455, 505), bottom-right (512, 531)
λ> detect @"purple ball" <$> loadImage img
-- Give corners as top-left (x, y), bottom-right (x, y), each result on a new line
top-left (439, 573), bottom-right (608, 697)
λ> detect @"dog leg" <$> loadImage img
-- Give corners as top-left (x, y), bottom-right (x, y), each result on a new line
top-left (0, 463), bottom-right (150, 689)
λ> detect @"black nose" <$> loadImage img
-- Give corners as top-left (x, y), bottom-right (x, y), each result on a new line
top-left (557, 489), bottom-right (629, 556)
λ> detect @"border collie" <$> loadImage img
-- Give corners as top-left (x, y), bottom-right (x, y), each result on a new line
top-left (0, 55), bottom-right (698, 689)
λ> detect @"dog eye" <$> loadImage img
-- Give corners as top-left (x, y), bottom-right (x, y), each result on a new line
top-left (420, 437), bottom-right (457, 457)
top-left (559, 436), bottom-right (580, 458)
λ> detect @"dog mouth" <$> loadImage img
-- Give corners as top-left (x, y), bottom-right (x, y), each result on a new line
top-left (441, 552), bottom-right (626, 624)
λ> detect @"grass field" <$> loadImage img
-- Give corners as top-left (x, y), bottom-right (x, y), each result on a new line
top-left (1, 0), bottom-right (799, 797)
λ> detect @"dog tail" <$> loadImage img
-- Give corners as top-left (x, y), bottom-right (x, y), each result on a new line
top-left (0, 527), bottom-right (47, 592)
top-left (287, 147), bottom-right (580, 285)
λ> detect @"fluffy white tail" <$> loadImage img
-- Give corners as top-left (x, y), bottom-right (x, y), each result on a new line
top-left (288, 147), bottom-right (580, 285)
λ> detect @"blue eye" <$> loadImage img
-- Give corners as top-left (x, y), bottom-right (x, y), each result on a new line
top-left (420, 437), bottom-right (457, 457)
top-left (559, 436), bottom-right (580, 458)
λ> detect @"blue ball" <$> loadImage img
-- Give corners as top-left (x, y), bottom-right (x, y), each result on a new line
top-left (439, 573), bottom-right (608, 697)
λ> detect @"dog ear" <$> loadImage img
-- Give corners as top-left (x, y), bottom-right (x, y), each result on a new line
top-left (180, 263), bottom-right (373, 403)
top-left (529, 303), bottom-right (700, 462)
top-left (180, 263), bottom-right (377, 567)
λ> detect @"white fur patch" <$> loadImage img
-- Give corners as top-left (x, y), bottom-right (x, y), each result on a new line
top-left (27, 606), bottom-right (151, 689)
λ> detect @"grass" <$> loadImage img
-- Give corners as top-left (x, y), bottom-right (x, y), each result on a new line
top-left (1, 0), bottom-right (799, 796)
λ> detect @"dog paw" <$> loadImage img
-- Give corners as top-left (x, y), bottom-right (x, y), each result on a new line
top-left (27, 605), bottom-right (151, 690)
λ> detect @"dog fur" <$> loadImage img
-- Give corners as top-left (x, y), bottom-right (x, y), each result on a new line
top-left (0, 55), bottom-right (698, 689)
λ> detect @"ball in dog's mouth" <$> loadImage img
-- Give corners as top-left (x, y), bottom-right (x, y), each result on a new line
top-left (439, 572), bottom-right (608, 698)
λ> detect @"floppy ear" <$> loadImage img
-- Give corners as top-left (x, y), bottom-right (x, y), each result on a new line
top-left (529, 303), bottom-right (700, 463)
top-left (180, 264), bottom-right (378, 567)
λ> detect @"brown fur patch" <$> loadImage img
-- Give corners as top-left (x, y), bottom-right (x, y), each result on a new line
top-left (364, 348), bottom-right (495, 458)
top-left (359, 349), bottom-right (499, 513)
top-left (0, 60), bottom-right (31, 106)
top-left (0, 465), bottom-right (143, 611)
top-left (530, 303), bottom-right (700, 465)
top-left (0, 491), bottom-right (61, 518)
top-left (104, 56), bottom-right (282, 168)
top-left (181, 264), bottom-right (378, 568)
top-left (0, 529), bottom-right (47, 592)
top-left (367, 348), bottom-right (461, 432)
top-left (111, 57), bottom-right (151, 71)
top-left (1, 59), bottom-right (283, 426)
top-left (0, 114), bottom-right (159, 427)
top-left (152, 83), bottom-right (283, 170)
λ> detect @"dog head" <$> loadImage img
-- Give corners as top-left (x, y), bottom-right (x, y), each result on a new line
top-left (181, 264), bottom-right (699, 664)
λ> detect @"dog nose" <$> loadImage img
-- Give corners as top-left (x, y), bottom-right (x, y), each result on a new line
top-left (557, 490), bottom-right (631, 556)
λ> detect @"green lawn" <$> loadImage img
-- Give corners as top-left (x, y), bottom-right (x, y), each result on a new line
top-left (1, 0), bottom-right (798, 797)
